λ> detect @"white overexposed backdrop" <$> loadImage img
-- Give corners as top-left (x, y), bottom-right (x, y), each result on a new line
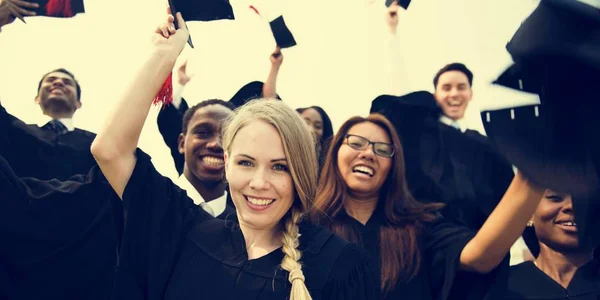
top-left (0, 0), bottom-right (545, 179)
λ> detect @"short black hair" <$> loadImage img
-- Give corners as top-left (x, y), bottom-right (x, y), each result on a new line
top-left (37, 68), bottom-right (82, 101)
top-left (181, 99), bottom-right (235, 133)
top-left (433, 63), bottom-right (473, 89)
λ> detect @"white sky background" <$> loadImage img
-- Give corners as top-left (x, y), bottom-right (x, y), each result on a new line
top-left (0, 0), bottom-right (543, 180)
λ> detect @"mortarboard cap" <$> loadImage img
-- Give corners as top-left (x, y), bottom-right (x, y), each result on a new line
top-left (168, 0), bottom-right (234, 23)
top-left (269, 15), bottom-right (296, 48)
top-left (385, 0), bottom-right (411, 9)
top-left (483, 0), bottom-right (600, 246)
top-left (228, 81), bottom-right (282, 108)
top-left (504, 0), bottom-right (600, 84)
top-left (29, 0), bottom-right (84, 18)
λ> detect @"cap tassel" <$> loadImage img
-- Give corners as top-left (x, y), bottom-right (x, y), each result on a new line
top-left (153, 72), bottom-right (173, 107)
top-left (46, 0), bottom-right (74, 17)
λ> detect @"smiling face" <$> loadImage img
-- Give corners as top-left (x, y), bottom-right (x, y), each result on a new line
top-left (533, 190), bottom-right (581, 252)
top-left (179, 104), bottom-right (233, 184)
top-left (225, 120), bottom-right (295, 230)
top-left (35, 71), bottom-right (80, 115)
top-left (434, 70), bottom-right (473, 121)
top-left (336, 122), bottom-right (393, 198)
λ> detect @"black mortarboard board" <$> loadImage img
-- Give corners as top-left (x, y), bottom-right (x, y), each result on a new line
top-left (385, 0), bottom-right (411, 9)
top-left (483, 0), bottom-right (600, 248)
top-left (269, 16), bottom-right (297, 48)
top-left (506, 0), bottom-right (600, 76)
top-left (29, 0), bottom-right (84, 18)
top-left (228, 81), bottom-right (282, 108)
top-left (169, 0), bottom-right (234, 23)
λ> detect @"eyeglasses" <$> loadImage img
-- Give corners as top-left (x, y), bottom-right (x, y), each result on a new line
top-left (343, 134), bottom-right (395, 158)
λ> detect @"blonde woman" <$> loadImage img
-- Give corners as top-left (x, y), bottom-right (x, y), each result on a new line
top-left (90, 12), bottom-right (377, 300)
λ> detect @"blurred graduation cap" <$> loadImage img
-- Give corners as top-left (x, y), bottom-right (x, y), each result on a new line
top-left (29, 0), bottom-right (85, 18)
top-left (19, 0), bottom-right (85, 18)
top-left (269, 16), bottom-right (296, 48)
top-left (249, 5), bottom-right (297, 48)
top-left (169, 0), bottom-right (234, 23)
top-left (155, 0), bottom-right (236, 106)
top-left (228, 81), bottom-right (282, 108)
top-left (385, 0), bottom-right (411, 9)
top-left (482, 0), bottom-right (600, 248)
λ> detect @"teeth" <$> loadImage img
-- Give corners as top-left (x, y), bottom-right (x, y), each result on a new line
top-left (202, 156), bottom-right (224, 166)
top-left (353, 166), bottom-right (374, 176)
top-left (560, 222), bottom-right (577, 227)
top-left (247, 197), bottom-right (275, 206)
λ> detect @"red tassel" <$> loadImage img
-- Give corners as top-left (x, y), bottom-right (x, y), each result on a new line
top-left (46, 0), bottom-right (74, 17)
top-left (153, 72), bottom-right (173, 107)
top-left (249, 5), bottom-right (261, 16)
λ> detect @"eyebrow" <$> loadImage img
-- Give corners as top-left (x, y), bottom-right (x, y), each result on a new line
top-left (237, 154), bottom-right (287, 162)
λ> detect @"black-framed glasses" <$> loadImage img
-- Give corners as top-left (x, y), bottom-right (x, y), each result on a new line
top-left (343, 134), bottom-right (395, 158)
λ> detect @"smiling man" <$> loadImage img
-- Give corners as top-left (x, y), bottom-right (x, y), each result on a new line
top-left (174, 99), bottom-right (237, 219)
top-left (0, 68), bottom-right (96, 180)
top-left (433, 63), bottom-right (474, 132)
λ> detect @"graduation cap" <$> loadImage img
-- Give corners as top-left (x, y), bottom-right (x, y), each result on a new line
top-left (385, 0), bottom-right (411, 9)
top-left (269, 16), bottom-right (296, 48)
top-left (483, 0), bottom-right (600, 248)
top-left (169, 0), bottom-right (234, 23)
top-left (29, 0), bottom-right (85, 18)
top-left (249, 6), bottom-right (297, 48)
top-left (154, 0), bottom-right (236, 107)
top-left (228, 81), bottom-right (282, 108)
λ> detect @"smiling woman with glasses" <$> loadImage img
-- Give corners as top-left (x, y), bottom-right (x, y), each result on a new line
top-left (310, 113), bottom-right (545, 300)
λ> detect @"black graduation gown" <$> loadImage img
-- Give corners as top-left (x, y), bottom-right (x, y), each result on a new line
top-left (0, 102), bottom-right (96, 181)
top-left (0, 155), bottom-right (121, 300)
top-left (111, 149), bottom-right (378, 300)
top-left (371, 93), bottom-right (514, 230)
top-left (339, 209), bottom-right (508, 300)
top-left (506, 260), bottom-right (600, 300)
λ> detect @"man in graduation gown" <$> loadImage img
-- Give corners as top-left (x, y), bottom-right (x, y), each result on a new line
top-left (0, 68), bottom-right (121, 299)
top-left (0, 68), bottom-right (96, 181)
top-left (371, 62), bottom-right (515, 231)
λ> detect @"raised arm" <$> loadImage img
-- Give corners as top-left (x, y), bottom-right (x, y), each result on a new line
top-left (459, 172), bottom-right (544, 273)
top-left (91, 13), bottom-right (189, 198)
top-left (384, 1), bottom-right (412, 96)
top-left (262, 47), bottom-right (283, 98)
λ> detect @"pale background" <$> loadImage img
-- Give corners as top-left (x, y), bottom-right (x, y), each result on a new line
top-left (4, 0), bottom-right (595, 264)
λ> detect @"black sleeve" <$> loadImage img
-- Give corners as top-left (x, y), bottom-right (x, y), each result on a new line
top-left (114, 148), bottom-right (213, 299)
top-left (424, 219), bottom-right (509, 300)
top-left (0, 103), bottom-right (94, 181)
top-left (156, 98), bottom-right (189, 175)
top-left (322, 244), bottom-right (380, 300)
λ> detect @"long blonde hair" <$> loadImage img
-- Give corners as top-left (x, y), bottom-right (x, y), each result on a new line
top-left (222, 99), bottom-right (318, 299)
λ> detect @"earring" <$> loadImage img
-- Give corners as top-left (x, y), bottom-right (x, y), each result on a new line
top-left (526, 221), bottom-right (534, 227)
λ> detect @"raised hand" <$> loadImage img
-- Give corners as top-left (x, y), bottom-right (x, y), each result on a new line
top-left (270, 47), bottom-right (284, 68)
top-left (386, 1), bottom-right (399, 34)
top-left (0, 0), bottom-right (38, 30)
top-left (153, 11), bottom-right (190, 60)
top-left (177, 59), bottom-right (192, 86)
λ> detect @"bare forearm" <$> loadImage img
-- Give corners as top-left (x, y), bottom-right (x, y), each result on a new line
top-left (92, 50), bottom-right (177, 159)
top-left (263, 66), bottom-right (280, 98)
top-left (460, 173), bottom-right (543, 273)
